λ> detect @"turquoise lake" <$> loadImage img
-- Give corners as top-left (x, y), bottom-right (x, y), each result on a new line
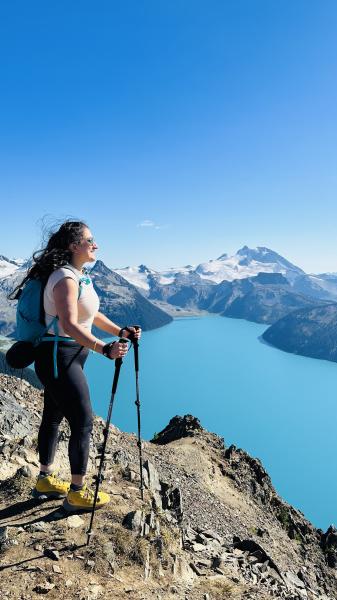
top-left (84, 315), bottom-right (337, 531)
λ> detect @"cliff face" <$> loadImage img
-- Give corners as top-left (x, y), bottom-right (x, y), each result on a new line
top-left (0, 376), bottom-right (337, 600)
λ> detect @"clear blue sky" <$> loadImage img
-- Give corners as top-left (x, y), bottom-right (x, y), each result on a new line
top-left (1, 1), bottom-right (337, 272)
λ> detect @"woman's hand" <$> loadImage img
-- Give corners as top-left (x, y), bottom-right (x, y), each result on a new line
top-left (122, 326), bottom-right (142, 341)
top-left (108, 341), bottom-right (128, 360)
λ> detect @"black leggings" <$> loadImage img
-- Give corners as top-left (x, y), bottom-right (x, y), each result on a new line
top-left (35, 340), bottom-right (93, 475)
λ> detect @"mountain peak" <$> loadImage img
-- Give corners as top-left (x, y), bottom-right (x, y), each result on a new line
top-left (235, 246), bottom-right (304, 273)
top-left (138, 264), bottom-right (152, 273)
top-left (236, 245), bottom-right (274, 257)
top-left (91, 259), bottom-right (113, 276)
top-left (216, 253), bottom-right (228, 260)
top-left (236, 245), bottom-right (251, 256)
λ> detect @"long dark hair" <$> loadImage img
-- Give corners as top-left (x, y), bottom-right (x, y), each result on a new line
top-left (9, 220), bottom-right (87, 299)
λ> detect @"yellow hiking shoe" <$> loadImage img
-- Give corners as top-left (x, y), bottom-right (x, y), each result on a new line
top-left (63, 485), bottom-right (110, 513)
top-left (32, 472), bottom-right (70, 499)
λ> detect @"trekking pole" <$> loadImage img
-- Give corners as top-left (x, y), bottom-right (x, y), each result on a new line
top-left (86, 338), bottom-right (129, 546)
top-left (130, 325), bottom-right (145, 501)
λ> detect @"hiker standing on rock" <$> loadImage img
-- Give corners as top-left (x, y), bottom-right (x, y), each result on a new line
top-left (12, 220), bottom-right (141, 511)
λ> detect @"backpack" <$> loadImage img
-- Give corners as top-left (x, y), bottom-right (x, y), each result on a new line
top-left (6, 265), bottom-right (83, 374)
top-left (15, 265), bottom-right (82, 344)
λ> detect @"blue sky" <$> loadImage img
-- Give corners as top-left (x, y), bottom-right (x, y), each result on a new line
top-left (1, 1), bottom-right (337, 272)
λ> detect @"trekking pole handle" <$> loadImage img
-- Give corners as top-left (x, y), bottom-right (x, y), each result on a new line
top-left (115, 337), bottom-right (129, 366)
top-left (126, 325), bottom-right (140, 344)
top-left (131, 326), bottom-right (140, 372)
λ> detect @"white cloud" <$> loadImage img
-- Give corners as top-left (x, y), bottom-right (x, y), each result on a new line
top-left (137, 220), bottom-right (155, 228)
top-left (137, 220), bottom-right (169, 230)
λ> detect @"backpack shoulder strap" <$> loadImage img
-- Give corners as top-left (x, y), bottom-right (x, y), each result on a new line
top-left (62, 265), bottom-right (83, 299)
top-left (39, 277), bottom-right (47, 325)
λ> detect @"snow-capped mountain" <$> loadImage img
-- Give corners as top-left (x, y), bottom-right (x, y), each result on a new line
top-left (112, 247), bottom-right (337, 314)
top-left (0, 255), bottom-right (25, 279)
top-left (113, 264), bottom-right (158, 291)
top-left (195, 246), bottom-right (305, 284)
top-left (114, 246), bottom-right (306, 291)
top-left (114, 264), bottom-right (199, 290)
top-left (3, 245), bottom-right (309, 290)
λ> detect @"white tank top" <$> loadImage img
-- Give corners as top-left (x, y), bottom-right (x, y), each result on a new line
top-left (43, 265), bottom-right (100, 337)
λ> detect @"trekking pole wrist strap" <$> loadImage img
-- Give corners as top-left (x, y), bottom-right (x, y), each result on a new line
top-left (118, 326), bottom-right (132, 337)
top-left (102, 341), bottom-right (116, 359)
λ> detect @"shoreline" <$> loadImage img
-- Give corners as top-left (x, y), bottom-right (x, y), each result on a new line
top-left (150, 300), bottom-right (210, 318)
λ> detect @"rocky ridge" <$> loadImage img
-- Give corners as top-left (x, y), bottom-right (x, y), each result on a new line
top-left (1, 376), bottom-right (337, 599)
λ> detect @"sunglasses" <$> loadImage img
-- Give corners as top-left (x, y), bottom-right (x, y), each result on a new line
top-left (85, 237), bottom-right (96, 246)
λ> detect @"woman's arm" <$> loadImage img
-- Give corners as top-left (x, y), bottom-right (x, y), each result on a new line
top-left (53, 279), bottom-right (125, 358)
top-left (93, 311), bottom-right (121, 336)
top-left (93, 311), bottom-right (142, 340)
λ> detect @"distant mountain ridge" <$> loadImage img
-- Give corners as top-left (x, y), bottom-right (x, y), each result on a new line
top-left (3, 245), bottom-right (336, 297)
top-left (2, 246), bottom-right (337, 364)
top-left (113, 247), bottom-right (337, 326)
top-left (201, 273), bottom-right (327, 324)
top-left (114, 245), bottom-right (337, 299)
top-left (111, 247), bottom-right (337, 364)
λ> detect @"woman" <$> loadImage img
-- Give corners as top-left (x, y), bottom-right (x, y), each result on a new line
top-left (15, 220), bottom-right (141, 512)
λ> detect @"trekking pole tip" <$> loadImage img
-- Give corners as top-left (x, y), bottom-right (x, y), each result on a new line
top-left (86, 530), bottom-right (93, 545)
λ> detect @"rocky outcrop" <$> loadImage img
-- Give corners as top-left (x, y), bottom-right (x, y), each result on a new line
top-left (1, 376), bottom-right (337, 599)
top-left (151, 414), bottom-right (203, 445)
top-left (321, 526), bottom-right (337, 568)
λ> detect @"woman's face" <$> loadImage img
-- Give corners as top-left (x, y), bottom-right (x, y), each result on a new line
top-left (71, 226), bottom-right (98, 264)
